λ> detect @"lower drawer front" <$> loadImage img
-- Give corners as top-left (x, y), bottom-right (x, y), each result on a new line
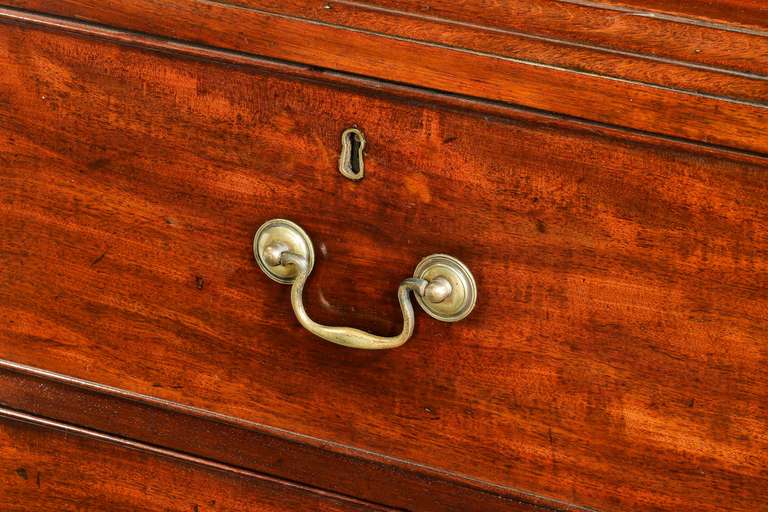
top-left (0, 413), bottom-right (375, 512)
top-left (1, 20), bottom-right (767, 512)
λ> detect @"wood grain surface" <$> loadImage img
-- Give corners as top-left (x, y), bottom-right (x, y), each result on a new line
top-left (0, 19), bottom-right (767, 512)
top-left (2, 2), bottom-right (767, 154)
top-left (0, 361), bottom-right (578, 512)
top-left (261, 0), bottom-right (768, 74)
top-left (0, 410), bottom-right (387, 512)
top-left (212, 0), bottom-right (768, 102)
top-left (597, 0), bottom-right (768, 30)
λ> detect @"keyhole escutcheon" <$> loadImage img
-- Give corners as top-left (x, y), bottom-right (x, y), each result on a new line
top-left (339, 127), bottom-right (366, 181)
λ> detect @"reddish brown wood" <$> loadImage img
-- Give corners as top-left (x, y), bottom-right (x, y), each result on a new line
top-left (7, 0), bottom-right (768, 104)
top-left (234, 0), bottom-right (768, 75)
top-left (1, 3), bottom-right (767, 154)
top-left (1, 20), bottom-right (767, 512)
top-left (598, 0), bottom-right (768, 30)
top-left (0, 410), bottom-right (387, 512)
top-left (214, 0), bottom-right (768, 102)
top-left (0, 361), bottom-right (578, 512)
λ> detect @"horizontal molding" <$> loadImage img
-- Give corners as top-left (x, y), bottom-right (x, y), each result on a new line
top-left (0, 359), bottom-right (591, 512)
top-left (0, 406), bottom-right (397, 511)
top-left (237, 0), bottom-right (768, 81)
top-left (575, 0), bottom-right (768, 32)
top-left (240, 0), bottom-right (768, 108)
top-left (0, 2), bottom-right (767, 154)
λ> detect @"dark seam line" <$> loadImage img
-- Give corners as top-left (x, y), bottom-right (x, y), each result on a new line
top-left (557, 0), bottom-right (768, 37)
top-left (0, 359), bottom-right (599, 512)
top-left (330, 0), bottom-right (768, 80)
top-left (0, 5), bottom-right (766, 161)
top-left (200, 0), bottom-right (768, 96)
top-left (2, 2), bottom-right (767, 108)
top-left (0, 406), bottom-right (403, 512)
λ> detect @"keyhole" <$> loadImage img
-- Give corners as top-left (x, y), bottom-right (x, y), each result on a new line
top-left (348, 132), bottom-right (361, 174)
top-left (339, 127), bottom-right (366, 180)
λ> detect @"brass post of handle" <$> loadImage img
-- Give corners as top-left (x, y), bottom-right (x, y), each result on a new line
top-left (253, 219), bottom-right (477, 350)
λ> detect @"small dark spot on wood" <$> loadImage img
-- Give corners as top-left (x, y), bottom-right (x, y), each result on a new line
top-left (532, 196), bottom-right (539, 203)
top-left (91, 249), bottom-right (108, 266)
top-left (165, 217), bottom-right (176, 225)
top-left (193, 505), bottom-right (200, 512)
top-left (87, 158), bottom-right (110, 171)
top-left (195, 275), bottom-right (205, 290)
top-left (688, 398), bottom-right (695, 408)
top-left (536, 219), bottom-right (547, 233)
top-left (443, 136), bottom-right (458, 144)
top-left (36, 471), bottom-right (41, 487)
top-left (15, 467), bottom-right (28, 480)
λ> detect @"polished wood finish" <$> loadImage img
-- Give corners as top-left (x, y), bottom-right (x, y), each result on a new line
top-left (599, 0), bottom-right (768, 30)
top-left (0, 410), bottom-right (385, 512)
top-left (2, 2), bottom-right (767, 154)
top-left (0, 19), bottom-right (766, 512)
top-left (225, 0), bottom-right (768, 102)
top-left (335, 0), bottom-right (768, 71)
top-left (0, 361), bottom-right (574, 512)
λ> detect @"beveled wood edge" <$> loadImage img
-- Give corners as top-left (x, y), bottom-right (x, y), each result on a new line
top-left (1, 4), bottom-right (767, 165)
top-left (239, 0), bottom-right (768, 110)
top-left (579, 0), bottom-right (768, 33)
top-left (250, 0), bottom-right (768, 76)
top-left (1, 4), bottom-right (767, 155)
top-left (0, 406), bottom-right (398, 512)
top-left (0, 359), bottom-right (593, 512)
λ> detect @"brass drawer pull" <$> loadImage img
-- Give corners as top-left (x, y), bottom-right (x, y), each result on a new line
top-left (253, 219), bottom-right (477, 349)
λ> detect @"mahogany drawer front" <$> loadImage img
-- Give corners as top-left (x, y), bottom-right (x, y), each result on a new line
top-left (0, 19), bottom-right (767, 512)
top-left (3, 1), bottom-right (768, 154)
top-left (0, 412), bottom-right (381, 511)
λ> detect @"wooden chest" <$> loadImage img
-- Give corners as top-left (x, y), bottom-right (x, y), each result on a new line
top-left (1, 2), bottom-right (766, 511)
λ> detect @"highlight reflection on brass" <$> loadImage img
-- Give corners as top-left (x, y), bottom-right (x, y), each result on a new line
top-left (253, 219), bottom-right (477, 349)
